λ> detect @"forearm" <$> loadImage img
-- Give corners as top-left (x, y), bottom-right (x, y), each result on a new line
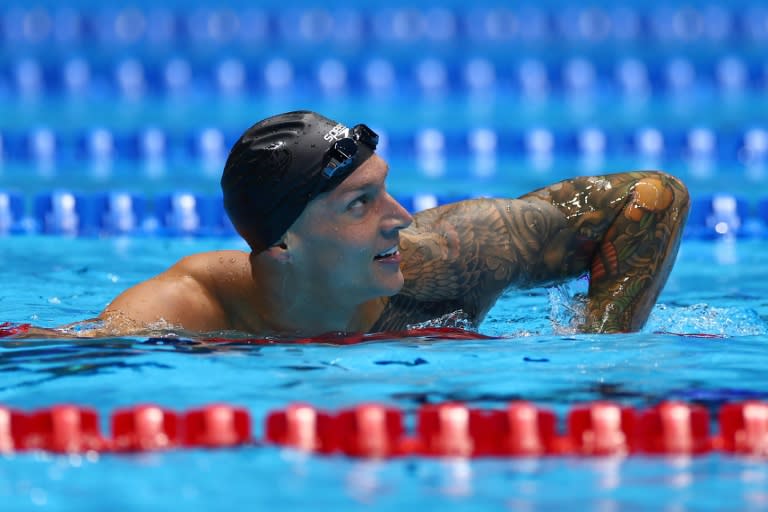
top-left (523, 171), bottom-right (690, 332)
top-left (584, 173), bottom-right (688, 332)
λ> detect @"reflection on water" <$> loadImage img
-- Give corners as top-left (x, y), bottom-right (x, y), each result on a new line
top-left (3, 332), bottom-right (768, 410)
top-left (0, 339), bottom-right (174, 391)
top-left (344, 460), bottom-right (390, 504)
top-left (0, 336), bottom-right (264, 392)
top-left (5, 445), bottom-right (768, 511)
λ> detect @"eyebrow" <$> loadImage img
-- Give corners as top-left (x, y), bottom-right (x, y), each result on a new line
top-left (337, 166), bottom-right (389, 196)
top-left (337, 182), bottom-right (380, 200)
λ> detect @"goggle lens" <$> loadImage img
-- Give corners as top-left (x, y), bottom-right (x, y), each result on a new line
top-left (321, 124), bottom-right (379, 179)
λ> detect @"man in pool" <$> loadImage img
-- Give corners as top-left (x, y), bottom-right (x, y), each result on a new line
top-left (75, 111), bottom-right (690, 337)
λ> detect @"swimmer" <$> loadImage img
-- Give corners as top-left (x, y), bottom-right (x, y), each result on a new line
top-left (63, 111), bottom-right (689, 337)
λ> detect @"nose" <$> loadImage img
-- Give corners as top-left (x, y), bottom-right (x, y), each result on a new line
top-left (382, 192), bottom-right (413, 234)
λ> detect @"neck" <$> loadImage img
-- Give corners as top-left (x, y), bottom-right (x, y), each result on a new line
top-left (248, 255), bottom-right (384, 337)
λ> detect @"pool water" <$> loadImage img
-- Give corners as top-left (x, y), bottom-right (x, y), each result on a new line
top-left (2, 235), bottom-right (768, 511)
top-left (3, 0), bottom-right (768, 509)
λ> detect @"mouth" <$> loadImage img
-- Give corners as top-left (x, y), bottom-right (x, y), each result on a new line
top-left (373, 245), bottom-right (399, 260)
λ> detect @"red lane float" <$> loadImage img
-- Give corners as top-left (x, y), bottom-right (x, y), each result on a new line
top-left (0, 406), bottom-right (28, 452)
top-left (417, 403), bottom-right (477, 457)
top-left (335, 404), bottom-right (406, 457)
top-left (265, 403), bottom-right (336, 454)
top-left (637, 401), bottom-right (712, 455)
top-left (112, 405), bottom-right (181, 452)
top-left (112, 404), bottom-right (253, 451)
top-left (184, 404), bottom-right (252, 448)
top-left (567, 402), bottom-right (638, 456)
top-left (2, 400), bottom-right (768, 458)
top-left (493, 401), bottom-right (558, 456)
top-left (26, 405), bottom-right (107, 453)
top-left (719, 401), bottom-right (768, 455)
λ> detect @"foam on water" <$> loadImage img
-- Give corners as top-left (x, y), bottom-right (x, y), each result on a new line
top-left (540, 279), bottom-right (768, 338)
top-left (645, 303), bottom-right (768, 336)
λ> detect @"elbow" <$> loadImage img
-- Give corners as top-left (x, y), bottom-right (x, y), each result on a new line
top-left (658, 171), bottom-right (690, 221)
top-left (634, 170), bottom-right (690, 222)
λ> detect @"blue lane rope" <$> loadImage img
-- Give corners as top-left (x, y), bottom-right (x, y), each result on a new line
top-left (0, 190), bottom-right (765, 239)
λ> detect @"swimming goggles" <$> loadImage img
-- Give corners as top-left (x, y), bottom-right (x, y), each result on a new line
top-left (321, 124), bottom-right (379, 179)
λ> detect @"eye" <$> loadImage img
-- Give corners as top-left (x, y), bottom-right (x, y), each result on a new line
top-left (347, 194), bottom-right (370, 211)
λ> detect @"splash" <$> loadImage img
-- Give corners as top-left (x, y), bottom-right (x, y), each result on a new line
top-left (547, 282), bottom-right (588, 335)
top-left (406, 309), bottom-right (478, 331)
top-left (55, 318), bottom-right (106, 335)
top-left (48, 314), bottom-right (183, 339)
top-left (645, 303), bottom-right (768, 337)
top-left (546, 280), bottom-right (768, 337)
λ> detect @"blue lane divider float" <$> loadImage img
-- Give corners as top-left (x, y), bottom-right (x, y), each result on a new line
top-left (3, 5), bottom-right (767, 105)
top-left (1, 189), bottom-right (767, 239)
top-left (2, 4), bottom-right (766, 51)
top-left (1, 126), bottom-right (766, 165)
top-left (687, 195), bottom-right (751, 239)
top-left (5, 53), bottom-right (768, 100)
top-left (0, 191), bottom-right (24, 235)
top-left (23, 190), bottom-right (236, 237)
top-left (0, 127), bottom-right (238, 165)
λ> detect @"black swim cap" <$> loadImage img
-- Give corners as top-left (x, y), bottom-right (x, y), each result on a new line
top-left (221, 111), bottom-right (379, 252)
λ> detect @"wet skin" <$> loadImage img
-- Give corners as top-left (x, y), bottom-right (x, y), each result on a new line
top-left (374, 171), bottom-right (690, 333)
top-left (23, 160), bottom-right (689, 338)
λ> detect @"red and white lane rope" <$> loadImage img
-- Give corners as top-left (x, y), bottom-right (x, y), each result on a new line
top-left (3, 322), bottom-right (767, 457)
top-left (2, 400), bottom-right (768, 458)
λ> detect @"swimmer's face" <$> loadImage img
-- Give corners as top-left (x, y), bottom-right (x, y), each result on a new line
top-left (285, 154), bottom-right (413, 302)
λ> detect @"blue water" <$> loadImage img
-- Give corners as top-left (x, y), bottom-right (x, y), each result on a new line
top-left (3, 0), bottom-right (768, 509)
top-left (2, 235), bottom-right (768, 511)
top-left (5, 450), bottom-right (768, 511)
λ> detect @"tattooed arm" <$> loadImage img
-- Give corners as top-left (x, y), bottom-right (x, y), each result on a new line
top-left (375, 171), bottom-right (689, 333)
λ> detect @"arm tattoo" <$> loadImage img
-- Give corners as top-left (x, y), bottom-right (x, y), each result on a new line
top-left (373, 171), bottom-right (689, 334)
top-left (373, 197), bottom-right (585, 331)
top-left (523, 172), bottom-right (689, 331)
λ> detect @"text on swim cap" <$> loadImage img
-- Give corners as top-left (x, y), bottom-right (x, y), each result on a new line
top-left (324, 123), bottom-right (350, 143)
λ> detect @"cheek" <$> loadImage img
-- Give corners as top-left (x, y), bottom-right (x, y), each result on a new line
top-left (335, 236), bottom-right (372, 267)
top-left (306, 229), bottom-right (371, 267)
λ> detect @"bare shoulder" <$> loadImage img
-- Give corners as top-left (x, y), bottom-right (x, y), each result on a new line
top-left (168, 250), bottom-right (251, 283)
top-left (173, 250), bottom-right (256, 309)
top-left (97, 250), bottom-right (252, 334)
